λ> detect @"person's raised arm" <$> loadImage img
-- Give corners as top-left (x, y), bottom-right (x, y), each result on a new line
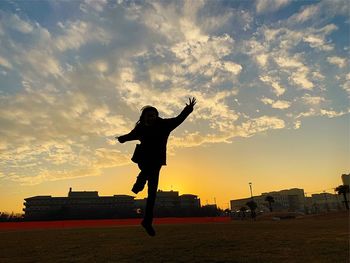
top-left (116, 127), bottom-right (139, 143)
top-left (166, 97), bottom-right (196, 131)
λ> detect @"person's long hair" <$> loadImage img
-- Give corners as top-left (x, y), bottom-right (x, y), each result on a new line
top-left (135, 106), bottom-right (159, 127)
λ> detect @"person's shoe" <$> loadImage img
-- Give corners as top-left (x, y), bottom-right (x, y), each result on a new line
top-left (141, 220), bottom-right (156, 236)
top-left (131, 183), bottom-right (144, 194)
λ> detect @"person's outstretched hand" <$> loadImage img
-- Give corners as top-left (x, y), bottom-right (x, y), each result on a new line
top-left (185, 97), bottom-right (196, 112)
top-left (116, 136), bottom-right (125, 143)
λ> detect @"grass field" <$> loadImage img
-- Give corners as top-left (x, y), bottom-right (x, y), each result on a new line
top-left (0, 212), bottom-right (348, 263)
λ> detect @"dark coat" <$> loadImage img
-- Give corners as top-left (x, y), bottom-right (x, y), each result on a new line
top-left (119, 105), bottom-right (193, 166)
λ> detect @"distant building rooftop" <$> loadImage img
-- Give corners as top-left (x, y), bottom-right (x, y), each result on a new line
top-left (67, 187), bottom-right (99, 198)
top-left (25, 196), bottom-right (52, 200)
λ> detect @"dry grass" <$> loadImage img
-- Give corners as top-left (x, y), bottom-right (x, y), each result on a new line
top-left (0, 212), bottom-right (348, 263)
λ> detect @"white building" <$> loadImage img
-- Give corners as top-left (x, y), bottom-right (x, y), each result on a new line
top-left (341, 174), bottom-right (349, 185)
top-left (261, 188), bottom-right (306, 212)
top-left (230, 188), bottom-right (306, 212)
top-left (307, 193), bottom-right (343, 212)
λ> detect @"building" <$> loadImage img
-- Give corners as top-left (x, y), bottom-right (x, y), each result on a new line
top-left (179, 194), bottom-right (201, 209)
top-left (134, 190), bottom-right (201, 217)
top-left (341, 174), bottom-right (349, 185)
top-left (24, 188), bottom-right (136, 220)
top-left (156, 190), bottom-right (181, 209)
top-left (230, 188), bottom-right (306, 213)
top-left (338, 173), bottom-right (350, 209)
top-left (230, 196), bottom-right (267, 212)
top-left (306, 192), bottom-right (343, 213)
top-left (24, 188), bottom-right (201, 220)
top-left (261, 188), bottom-right (306, 212)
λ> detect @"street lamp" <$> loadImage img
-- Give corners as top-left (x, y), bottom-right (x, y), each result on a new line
top-left (249, 182), bottom-right (253, 199)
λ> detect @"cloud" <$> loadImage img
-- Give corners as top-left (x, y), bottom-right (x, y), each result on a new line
top-left (55, 20), bottom-right (111, 51)
top-left (295, 108), bottom-right (348, 120)
top-left (320, 109), bottom-right (348, 118)
top-left (80, 0), bottom-right (107, 13)
top-left (25, 49), bottom-right (63, 78)
top-left (259, 75), bottom-right (285, 96)
top-left (171, 34), bottom-right (240, 79)
top-left (9, 14), bottom-right (33, 33)
top-left (303, 24), bottom-right (337, 51)
top-left (245, 23), bottom-right (337, 94)
top-left (8, 167), bottom-right (101, 186)
top-left (292, 4), bottom-right (321, 23)
top-left (169, 131), bottom-right (233, 150)
top-left (288, 0), bottom-right (348, 25)
top-left (256, 0), bottom-right (292, 14)
top-left (256, 54), bottom-right (269, 67)
top-left (327, 56), bottom-right (347, 68)
top-left (261, 97), bottom-right (291, 109)
top-left (0, 56), bottom-right (12, 69)
top-left (273, 55), bottom-right (304, 68)
top-left (301, 94), bottom-right (325, 105)
top-left (290, 71), bottom-right (314, 90)
top-left (4, 145), bottom-right (132, 186)
top-left (94, 148), bottom-right (131, 168)
top-left (238, 116), bottom-right (285, 137)
top-left (0, 76), bottom-right (133, 182)
top-left (271, 55), bottom-right (314, 90)
top-left (343, 73), bottom-right (350, 96)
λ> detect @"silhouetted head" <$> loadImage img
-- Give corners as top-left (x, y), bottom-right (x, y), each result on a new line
top-left (137, 106), bottom-right (159, 126)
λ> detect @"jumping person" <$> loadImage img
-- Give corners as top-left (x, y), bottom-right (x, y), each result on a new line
top-left (116, 97), bottom-right (196, 236)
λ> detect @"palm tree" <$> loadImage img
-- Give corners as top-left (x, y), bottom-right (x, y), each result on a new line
top-left (265, 195), bottom-right (275, 212)
top-left (335, 185), bottom-right (349, 210)
top-left (246, 200), bottom-right (257, 220)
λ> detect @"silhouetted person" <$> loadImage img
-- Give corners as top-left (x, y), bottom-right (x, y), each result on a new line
top-left (116, 97), bottom-right (196, 236)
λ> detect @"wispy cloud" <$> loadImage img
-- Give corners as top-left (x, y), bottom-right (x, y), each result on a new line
top-left (288, 0), bottom-right (348, 25)
top-left (327, 56), bottom-right (347, 68)
top-left (259, 75), bottom-right (285, 96)
top-left (261, 97), bottom-right (291, 109)
top-left (0, 55), bottom-right (12, 69)
top-left (256, 0), bottom-right (292, 14)
top-left (9, 14), bottom-right (33, 33)
top-left (55, 20), bottom-right (111, 51)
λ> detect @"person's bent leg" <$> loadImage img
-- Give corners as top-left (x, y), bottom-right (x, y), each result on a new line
top-left (131, 164), bottom-right (147, 194)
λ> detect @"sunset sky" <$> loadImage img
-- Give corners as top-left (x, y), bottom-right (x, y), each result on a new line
top-left (0, 0), bottom-right (349, 213)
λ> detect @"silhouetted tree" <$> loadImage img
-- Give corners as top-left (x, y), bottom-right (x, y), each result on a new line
top-left (335, 185), bottom-right (349, 210)
top-left (246, 200), bottom-right (257, 220)
top-left (265, 195), bottom-right (275, 212)
top-left (0, 212), bottom-right (23, 222)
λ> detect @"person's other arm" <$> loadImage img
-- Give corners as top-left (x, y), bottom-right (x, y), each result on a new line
top-left (116, 127), bottom-right (139, 143)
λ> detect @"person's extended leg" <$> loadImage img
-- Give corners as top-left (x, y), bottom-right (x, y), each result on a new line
top-left (131, 164), bottom-right (147, 194)
top-left (141, 164), bottom-right (161, 236)
top-left (143, 167), bottom-right (160, 224)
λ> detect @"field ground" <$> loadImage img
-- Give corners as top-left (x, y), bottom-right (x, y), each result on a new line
top-left (0, 212), bottom-right (348, 263)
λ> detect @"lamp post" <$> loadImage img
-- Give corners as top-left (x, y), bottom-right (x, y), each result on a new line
top-left (249, 182), bottom-right (253, 199)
